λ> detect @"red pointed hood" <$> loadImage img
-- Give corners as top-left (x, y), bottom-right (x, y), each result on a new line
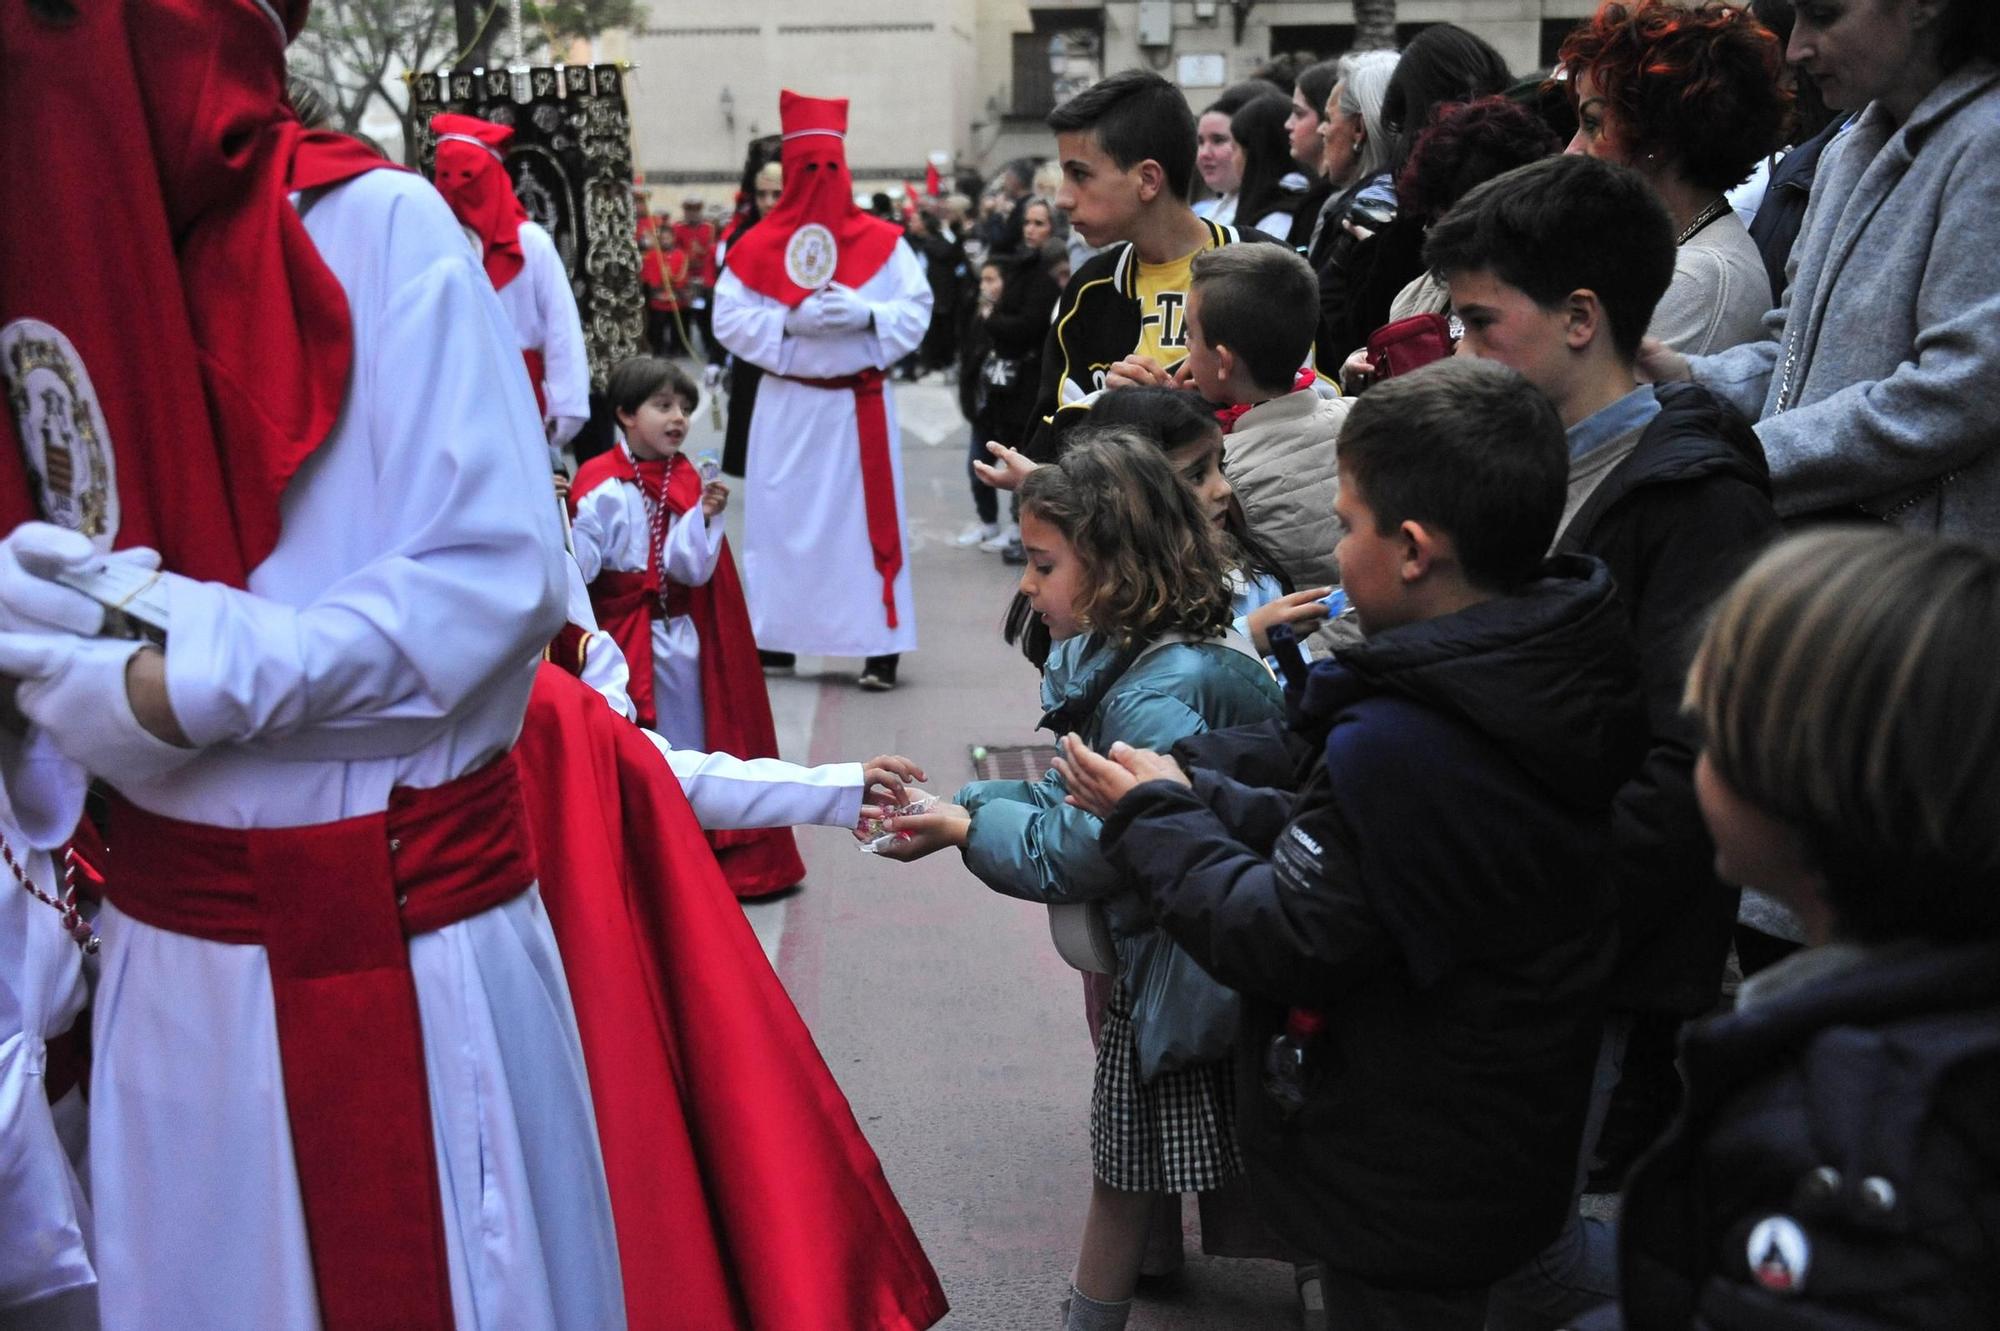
top-left (722, 91), bottom-right (902, 307)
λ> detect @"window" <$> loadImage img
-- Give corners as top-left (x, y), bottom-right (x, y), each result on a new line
top-left (1011, 9), bottom-right (1104, 119)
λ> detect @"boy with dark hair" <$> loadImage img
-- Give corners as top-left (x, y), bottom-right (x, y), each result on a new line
top-left (1057, 357), bottom-right (1647, 1330)
top-left (1025, 69), bottom-right (1284, 462)
top-left (1425, 152), bottom-right (1781, 1326)
top-left (1185, 245), bottom-right (1350, 599)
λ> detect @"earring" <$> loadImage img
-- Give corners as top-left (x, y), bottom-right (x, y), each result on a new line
top-left (1352, 138), bottom-right (1363, 152)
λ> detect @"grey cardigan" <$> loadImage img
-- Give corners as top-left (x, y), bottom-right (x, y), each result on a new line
top-left (1689, 62), bottom-right (2000, 541)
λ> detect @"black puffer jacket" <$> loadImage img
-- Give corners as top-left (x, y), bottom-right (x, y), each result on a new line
top-left (1594, 941), bottom-right (2000, 1330)
top-left (1101, 556), bottom-right (1647, 1287)
top-left (1559, 383), bottom-right (1779, 1017)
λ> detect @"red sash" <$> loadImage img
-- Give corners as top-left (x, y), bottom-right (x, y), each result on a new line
top-left (774, 369), bottom-right (903, 629)
top-left (522, 347), bottom-right (549, 419)
top-left (101, 757), bottom-right (538, 1331)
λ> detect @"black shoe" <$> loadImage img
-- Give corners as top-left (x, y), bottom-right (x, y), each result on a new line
top-left (758, 650), bottom-right (796, 675)
top-left (858, 655), bottom-right (899, 691)
top-left (999, 537), bottom-right (1026, 566)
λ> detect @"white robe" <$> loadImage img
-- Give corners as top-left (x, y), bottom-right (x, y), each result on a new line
top-left (711, 242), bottom-right (931, 658)
top-left (0, 751), bottom-right (94, 1327)
top-left (79, 172), bottom-right (624, 1331)
top-left (494, 221), bottom-right (591, 450)
top-left (568, 465), bottom-right (721, 751)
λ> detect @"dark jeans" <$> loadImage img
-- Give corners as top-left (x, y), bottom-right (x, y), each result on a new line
top-left (1318, 1270), bottom-right (1490, 1331)
top-left (967, 428), bottom-right (998, 524)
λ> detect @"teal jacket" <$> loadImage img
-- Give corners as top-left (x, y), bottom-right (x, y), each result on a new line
top-left (956, 630), bottom-right (1283, 950)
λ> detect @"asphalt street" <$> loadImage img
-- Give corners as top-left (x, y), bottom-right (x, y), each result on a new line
top-left (690, 376), bottom-right (1299, 1330)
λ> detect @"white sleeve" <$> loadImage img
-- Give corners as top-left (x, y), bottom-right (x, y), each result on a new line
top-left (642, 729), bottom-right (863, 830)
top-left (162, 252), bottom-right (568, 755)
top-left (568, 474), bottom-right (633, 584)
top-left (526, 224), bottom-right (592, 431)
top-left (660, 502), bottom-right (722, 588)
top-left (578, 629), bottom-right (637, 722)
top-left (711, 269), bottom-right (787, 371)
top-left (712, 243), bottom-right (935, 378)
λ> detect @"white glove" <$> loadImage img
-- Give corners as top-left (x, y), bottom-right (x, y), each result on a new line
top-left (782, 298), bottom-right (828, 337)
top-left (0, 522), bottom-right (159, 636)
top-left (702, 364), bottom-right (725, 392)
top-left (0, 632), bottom-right (198, 784)
top-left (813, 283), bottom-right (873, 333)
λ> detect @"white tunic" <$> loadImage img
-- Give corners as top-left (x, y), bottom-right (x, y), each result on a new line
top-left (493, 221), bottom-right (591, 449)
top-left (0, 758), bottom-right (94, 1326)
top-left (568, 463), bottom-right (721, 751)
top-left (711, 242), bottom-right (931, 657)
top-left (88, 172), bottom-right (624, 1331)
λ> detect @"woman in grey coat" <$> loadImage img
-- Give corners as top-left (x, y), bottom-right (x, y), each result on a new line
top-left (1642, 0), bottom-right (2000, 542)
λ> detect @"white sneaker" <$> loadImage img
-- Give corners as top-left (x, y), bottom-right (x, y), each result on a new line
top-left (979, 522), bottom-right (1020, 553)
top-left (956, 521), bottom-right (1002, 547)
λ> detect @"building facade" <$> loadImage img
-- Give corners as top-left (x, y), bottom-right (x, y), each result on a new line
top-left (622, 0), bottom-right (1603, 207)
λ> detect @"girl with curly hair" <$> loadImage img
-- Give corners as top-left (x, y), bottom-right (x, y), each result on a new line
top-left (873, 431), bottom-right (1283, 1331)
top-left (1560, 0), bottom-right (1790, 354)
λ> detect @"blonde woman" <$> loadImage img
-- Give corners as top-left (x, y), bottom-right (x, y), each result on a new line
top-left (1598, 527), bottom-right (2000, 1329)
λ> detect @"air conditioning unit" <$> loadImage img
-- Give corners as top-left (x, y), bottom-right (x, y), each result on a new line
top-left (1137, 0), bottom-right (1174, 48)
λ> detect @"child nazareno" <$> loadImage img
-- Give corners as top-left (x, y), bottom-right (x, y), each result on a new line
top-left (570, 355), bottom-right (807, 898)
top-left (1059, 358), bottom-right (1647, 1328)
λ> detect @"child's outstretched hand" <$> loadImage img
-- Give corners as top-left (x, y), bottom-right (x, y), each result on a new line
top-left (861, 754), bottom-right (927, 807)
top-left (972, 441), bottom-right (1038, 492)
top-left (1055, 735), bottom-right (1190, 817)
top-left (700, 480), bottom-right (729, 518)
top-left (864, 801), bottom-right (970, 861)
top-left (1245, 586), bottom-right (1334, 655)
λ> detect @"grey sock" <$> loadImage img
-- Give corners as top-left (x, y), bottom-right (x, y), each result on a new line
top-left (1063, 1285), bottom-right (1132, 1331)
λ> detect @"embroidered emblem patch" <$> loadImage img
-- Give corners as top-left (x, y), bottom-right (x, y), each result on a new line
top-left (0, 319), bottom-right (119, 547)
top-left (785, 223), bottom-right (839, 291)
top-left (1747, 1215), bottom-right (1810, 1295)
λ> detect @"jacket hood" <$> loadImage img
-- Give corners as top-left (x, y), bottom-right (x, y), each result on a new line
top-left (1301, 555), bottom-right (1646, 811)
top-left (1559, 382), bottom-right (1770, 548)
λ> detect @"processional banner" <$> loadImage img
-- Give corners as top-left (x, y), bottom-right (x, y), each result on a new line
top-left (411, 64), bottom-right (645, 389)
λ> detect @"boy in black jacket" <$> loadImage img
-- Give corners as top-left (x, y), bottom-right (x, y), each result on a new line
top-left (1056, 359), bottom-right (1648, 1329)
top-left (1425, 153), bottom-right (1782, 1327)
top-left (1027, 69), bottom-right (1281, 460)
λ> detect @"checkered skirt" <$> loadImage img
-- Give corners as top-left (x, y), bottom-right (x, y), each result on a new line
top-left (1090, 980), bottom-right (1245, 1193)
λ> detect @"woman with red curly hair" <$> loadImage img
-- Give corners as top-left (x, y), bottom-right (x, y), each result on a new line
top-left (1560, 0), bottom-right (1788, 355)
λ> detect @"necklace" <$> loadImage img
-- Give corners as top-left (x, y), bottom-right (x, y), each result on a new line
top-left (2, 834), bottom-right (98, 954)
top-left (1676, 197), bottom-right (1730, 247)
top-left (620, 442), bottom-right (674, 614)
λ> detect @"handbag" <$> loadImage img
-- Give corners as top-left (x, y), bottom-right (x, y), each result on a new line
top-left (1125, 928), bottom-right (1241, 1082)
top-left (1365, 311), bottom-right (1455, 380)
top-left (1045, 628), bottom-right (1267, 977)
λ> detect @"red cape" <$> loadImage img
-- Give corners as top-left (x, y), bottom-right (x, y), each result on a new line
top-left (570, 449), bottom-right (805, 898)
top-left (515, 667), bottom-right (948, 1331)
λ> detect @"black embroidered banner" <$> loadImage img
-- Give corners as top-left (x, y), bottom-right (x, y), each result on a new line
top-left (411, 64), bottom-right (644, 390)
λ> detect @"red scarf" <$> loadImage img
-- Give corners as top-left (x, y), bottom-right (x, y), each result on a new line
top-left (0, 0), bottom-right (393, 588)
top-left (1214, 368), bottom-right (1323, 434)
top-left (723, 91), bottom-right (903, 308)
top-left (431, 113), bottom-right (527, 290)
